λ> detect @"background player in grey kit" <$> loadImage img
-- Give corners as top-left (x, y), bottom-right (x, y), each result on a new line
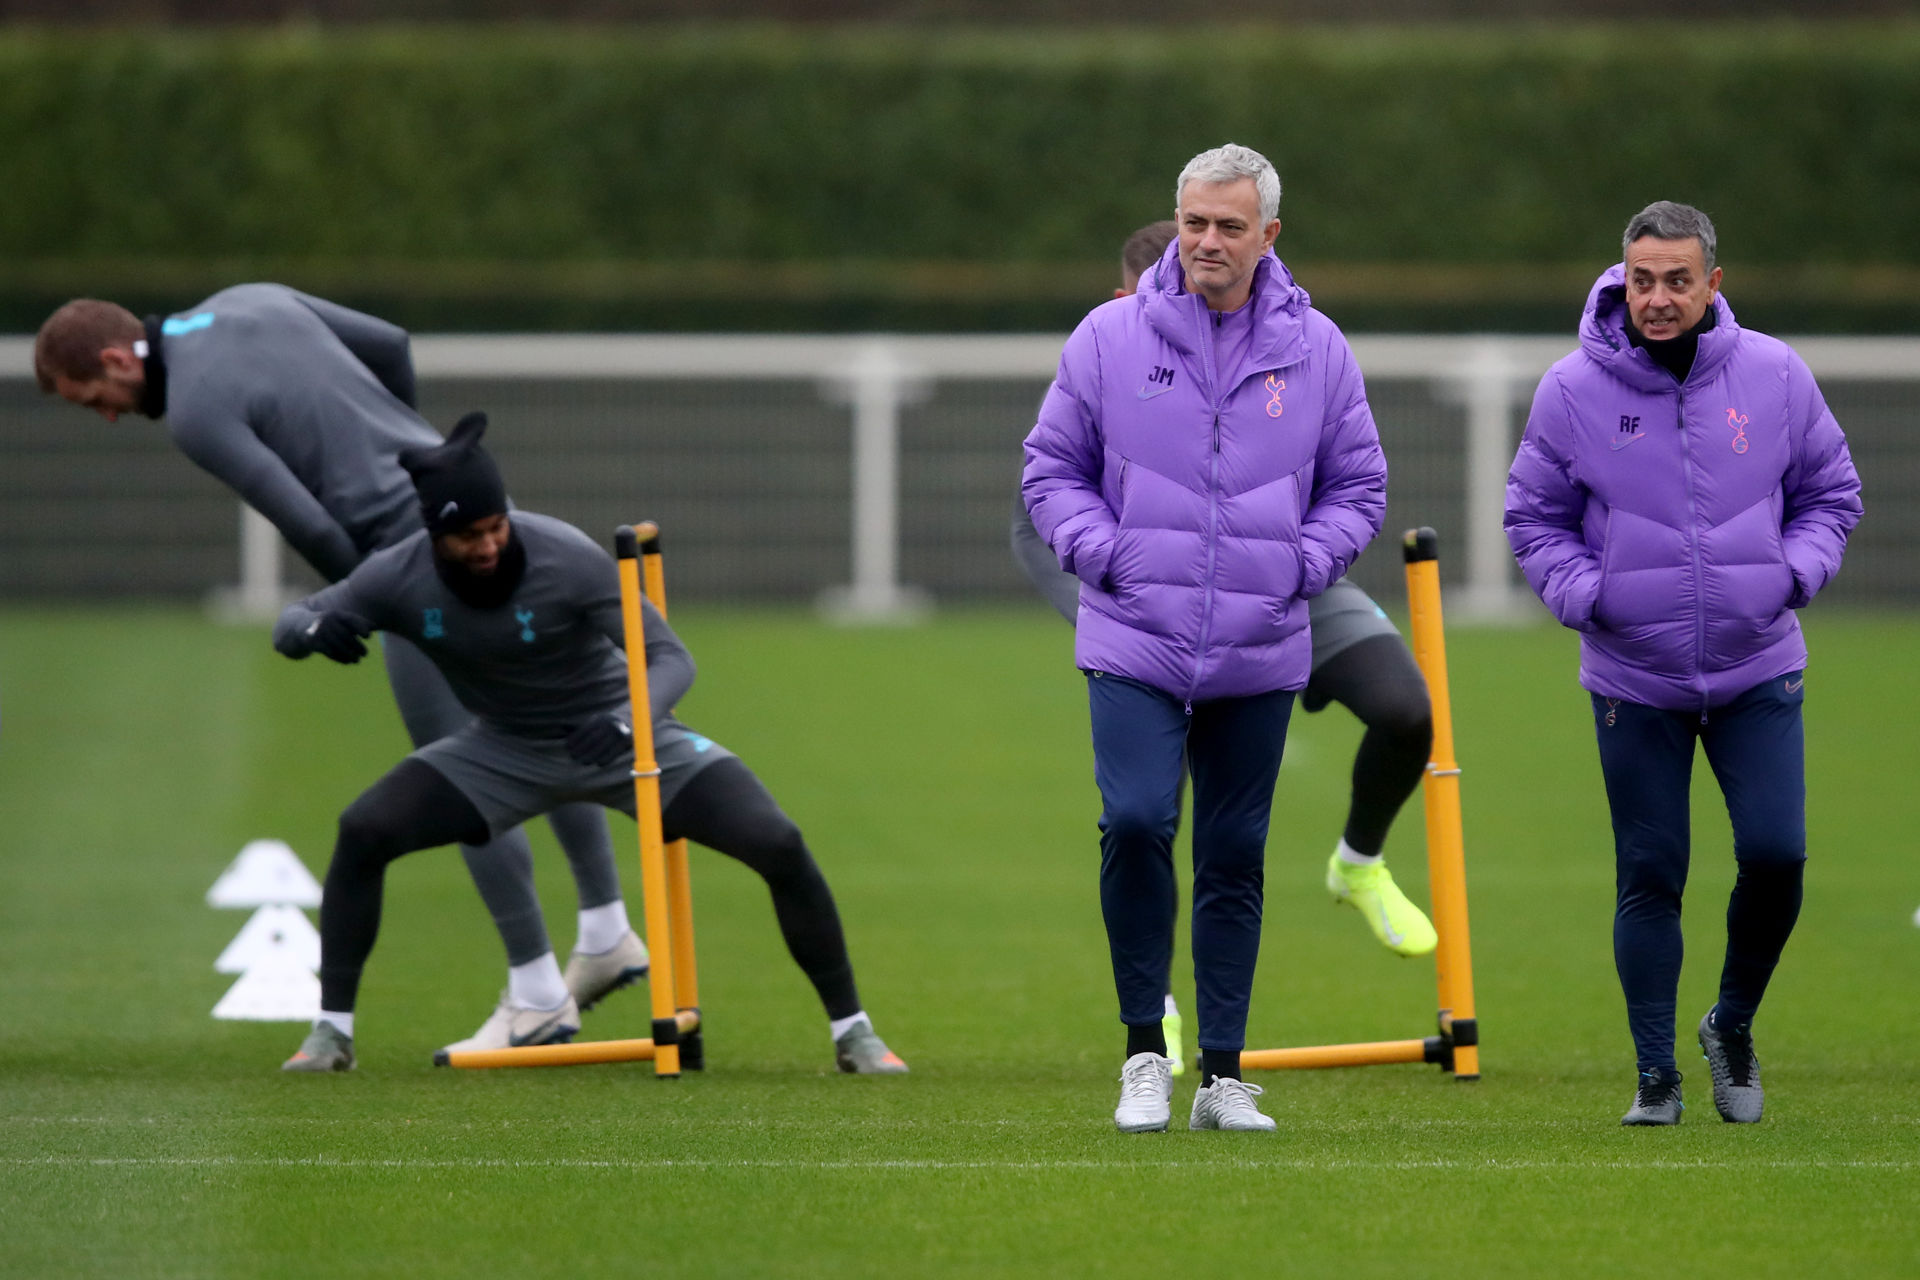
top-left (33, 288), bottom-right (649, 1050)
top-left (1010, 221), bottom-right (1440, 1074)
top-left (275, 414), bottom-right (906, 1075)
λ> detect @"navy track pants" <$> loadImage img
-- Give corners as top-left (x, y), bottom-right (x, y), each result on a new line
top-left (1088, 671), bottom-right (1294, 1053)
top-left (1592, 672), bottom-right (1808, 1072)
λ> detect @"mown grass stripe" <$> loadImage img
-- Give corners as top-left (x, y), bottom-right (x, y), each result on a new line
top-left (8, 1156), bottom-right (1918, 1172)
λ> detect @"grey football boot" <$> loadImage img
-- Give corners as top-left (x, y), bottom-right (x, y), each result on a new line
top-left (834, 1022), bottom-right (909, 1074)
top-left (282, 1021), bottom-right (355, 1073)
top-left (1621, 1066), bottom-right (1684, 1125)
top-left (1698, 1008), bottom-right (1764, 1123)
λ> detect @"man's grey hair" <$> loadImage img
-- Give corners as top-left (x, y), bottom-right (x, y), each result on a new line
top-left (1623, 201), bottom-right (1717, 272)
top-left (1176, 144), bottom-right (1281, 225)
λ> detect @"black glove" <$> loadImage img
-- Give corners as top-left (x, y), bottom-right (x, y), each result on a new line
top-left (304, 611), bottom-right (371, 664)
top-left (565, 713), bottom-right (633, 767)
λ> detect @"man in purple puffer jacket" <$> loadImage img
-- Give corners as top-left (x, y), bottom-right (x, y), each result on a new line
top-left (1023, 144), bottom-right (1388, 1134)
top-left (1505, 201), bottom-right (1861, 1127)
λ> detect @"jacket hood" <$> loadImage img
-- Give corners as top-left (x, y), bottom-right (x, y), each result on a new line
top-left (1579, 263), bottom-right (1742, 391)
top-left (1139, 242), bottom-right (1312, 372)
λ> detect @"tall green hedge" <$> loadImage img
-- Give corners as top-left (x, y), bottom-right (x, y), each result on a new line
top-left (3, 25), bottom-right (1917, 329)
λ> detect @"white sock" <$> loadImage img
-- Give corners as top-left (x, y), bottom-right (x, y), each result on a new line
top-left (1336, 837), bottom-right (1383, 867)
top-left (316, 1010), bottom-right (354, 1038)
top-left (576, 900), bottom-right (631, 955)
top-left (508, 953), bottom-right (570, 1011)
top-left (1163, 993), bottom-right (1180, 1018)
top-left (829, 1011), bottom-right (872, 1043)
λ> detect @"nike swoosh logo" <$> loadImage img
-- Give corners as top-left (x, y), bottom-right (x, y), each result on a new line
top-left (1375, 904), bottom-right (1405, 948)
top-left (509, 1014), bottom-right (569, 1047)
top-left (1785, 678), bottom-right (1803, 693)
top-left (1137, 385), bottom-right (1173, 400)
top-left (1609, 435), bottom-right (1646, 451)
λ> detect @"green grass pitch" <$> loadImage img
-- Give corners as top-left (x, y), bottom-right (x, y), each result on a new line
top-left (1, 606), bottom-right (1916, 1278)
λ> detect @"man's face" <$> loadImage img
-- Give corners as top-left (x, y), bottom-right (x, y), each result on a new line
top-left (1624, 236), bottom-right (1722, 340)
top-left (1176, 178), bottom-right (1280, 309)
top-left (54, 346), bottom-right (144, 422)
top-left (436, 513), bottom-right (511, 575)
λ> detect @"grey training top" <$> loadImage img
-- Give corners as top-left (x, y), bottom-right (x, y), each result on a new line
top-left (160, 284), bottom-right (442, 582)
top-left (273, 511), bottom-right (694, 738)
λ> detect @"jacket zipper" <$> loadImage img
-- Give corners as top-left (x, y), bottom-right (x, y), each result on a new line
top-left (1675, 386), bottom-right (1709, 722)
top-left (1189, 297), bottom-right (1224, 709)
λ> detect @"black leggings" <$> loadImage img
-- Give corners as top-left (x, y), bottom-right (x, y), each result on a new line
top-left (316, 755), bottom-right (863, 1021)
top-left (318, 759), bottom-right (489, 1013)
top-left (1301, 634), bottom-right (1434, 857)
top-left (663, 757), bottom-right (862, 1021)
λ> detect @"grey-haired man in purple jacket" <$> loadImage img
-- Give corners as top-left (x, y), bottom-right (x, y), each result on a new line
top-left (1024, 144), bottom-right (1389, 1133)
top-left (1505, 201), bottom-right (1861, 1126)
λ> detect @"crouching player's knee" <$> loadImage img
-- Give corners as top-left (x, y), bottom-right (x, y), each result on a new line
top-left (1377, 682), bottom-right (1433, 755)
top-left (752, 814), bottom-right (818, 886)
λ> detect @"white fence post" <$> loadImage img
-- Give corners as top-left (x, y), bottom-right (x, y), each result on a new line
top-left (817, 340), bottom-right (934, 624)
top-left (1430, 339), bottom-right (1537, 622)
top-left (208, 504), bottom-right (294, 624)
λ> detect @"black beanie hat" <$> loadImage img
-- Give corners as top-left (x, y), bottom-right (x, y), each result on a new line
top-left (400, 411), bottom-right (508, 537)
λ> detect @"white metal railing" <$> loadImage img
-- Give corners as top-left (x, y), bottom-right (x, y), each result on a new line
top-left (408, 333), bottom-right (1572, 622)
top-left (8, 333), bottom-right (1917, 621)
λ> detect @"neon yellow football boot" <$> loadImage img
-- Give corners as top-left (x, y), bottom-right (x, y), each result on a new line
top-left (1326, 851), bottom-right (1438, 957)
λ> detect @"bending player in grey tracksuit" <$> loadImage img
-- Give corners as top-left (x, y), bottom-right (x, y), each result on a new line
top-left (272, 415), bottom-right (905, 1074)
top-left (39, 284), bottom-right (638, 1038)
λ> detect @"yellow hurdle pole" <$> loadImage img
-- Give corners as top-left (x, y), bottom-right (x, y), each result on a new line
top-left (1241, 1040), bottom-right (1437, 1072)
top-left (618, 523), bottom-right (681, 1078)
top-left (436, 1009), bottom-right (704, 1070)
top-left (444, 1039), bottom-right (660, 1070)
top-left (640, 527), bottom-right (702, 1068)
top-left (1403, 527), bottom-right (1480, 1080)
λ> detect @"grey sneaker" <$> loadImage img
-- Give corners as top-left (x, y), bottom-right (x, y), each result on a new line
top-left (564, 930), bottom-right (650, 1011)
top-left (834, 1023), bottom-right (908, 1074)
top-left (439, 991), bottom-right (580, 1055)
top-left (282, 1021), bottom-right (355, 1072)
top-left (1698, 1009), bottom-right (1763, 1123)
top-left (1114, 1052), bottom-right (1173, 1133)
top-left (1189, 1076), bottom-right (1277, 1132)
top-left (1621, 1067), bottom-right (1684, 1125)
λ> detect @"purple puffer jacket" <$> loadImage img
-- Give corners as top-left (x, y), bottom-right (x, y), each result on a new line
top-left (1505, 265), bottom-right (1862, 711)
top-left (1022, 246), bottom-right (1387, 701)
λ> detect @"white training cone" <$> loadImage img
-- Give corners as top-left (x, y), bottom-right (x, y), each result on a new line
top-left (211, 954), bottom-right (322, 1022)
top-left (215, 905), bottom-right (321, 974)
top-left (206, 839), bottom-right (323, 909)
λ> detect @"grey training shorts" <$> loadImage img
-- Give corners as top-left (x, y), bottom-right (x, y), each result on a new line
top-left (413, 715), bottom-right (735, 840)
top-left (1308, 576), bottom-right (1403, 671)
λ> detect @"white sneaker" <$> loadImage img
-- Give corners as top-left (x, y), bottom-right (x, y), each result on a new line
top-left (564, 930), bottom-right (650, 1011)
top-left (440, 990), bottom-right (581, 1054)
top-left (1189, 1076), bottom-right (1277, 1131)
top-left (1115, 1052), bottom-right (1173, 1133)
